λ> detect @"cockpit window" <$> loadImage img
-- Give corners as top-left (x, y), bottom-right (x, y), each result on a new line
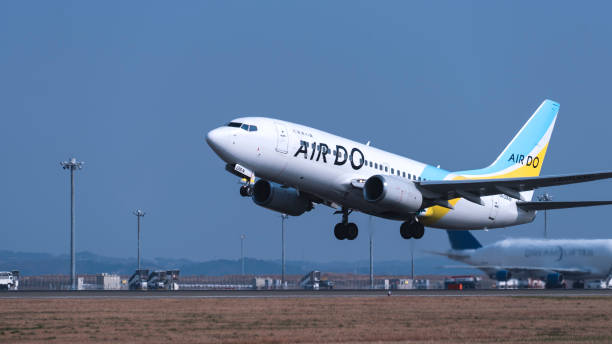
top-left (228, 122), bottom-right (257, 132)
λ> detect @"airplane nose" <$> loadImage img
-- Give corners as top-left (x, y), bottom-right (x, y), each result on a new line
top-left (206, 128), bottom-right (223, 149)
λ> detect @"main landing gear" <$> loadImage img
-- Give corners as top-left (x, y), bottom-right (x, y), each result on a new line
top-left (334, 208), bottom-right (358, 240)
top-left (400, 218), bottom-right (425, 239)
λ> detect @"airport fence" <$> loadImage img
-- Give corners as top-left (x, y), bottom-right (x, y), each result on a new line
top-left (15, 274), bottom-right (456, 290)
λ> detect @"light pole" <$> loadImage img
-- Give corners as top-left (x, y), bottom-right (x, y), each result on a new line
top-left (60, 157), bottom-right (84, 291)
top-left (368, 215), bottom-right (374, 289)
top-left (537, 193), bottom-right (553, 238)
top-left (240, 234), bottom-right (246, 275)
top-left (133, 210), bottom-right (146, 271)
top-left (369, 232), bottom-right (374, 289)
top-left (411, 240), bottom-right (415, 287)
top-left (281, 214), bottom-right (288, 286)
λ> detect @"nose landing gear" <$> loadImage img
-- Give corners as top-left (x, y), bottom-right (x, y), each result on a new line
top-left (239, 184), bottom-right (253, 197)
top-left (400, 218), bottom-right (425, 239)
top-left (334, 208), bottom-right (358, 240)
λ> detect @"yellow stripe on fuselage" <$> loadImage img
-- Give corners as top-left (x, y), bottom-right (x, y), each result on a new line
top-left (419, 144), bottom-right (548, 226)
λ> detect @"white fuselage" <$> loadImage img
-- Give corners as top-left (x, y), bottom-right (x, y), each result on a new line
top-left (451, 239), bottom-right (612, 280)
top-left (206, 117), bottom-right (536, 230)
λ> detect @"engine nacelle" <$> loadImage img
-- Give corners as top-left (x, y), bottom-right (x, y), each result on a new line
top-left (493, 270), bottom-right (511, 282)
top-left (545, 272), bottom-right (564, 289)
top-left (363, 175), bottom-right (423, 214)
top-left (252, 180), bottom-right (313, 216)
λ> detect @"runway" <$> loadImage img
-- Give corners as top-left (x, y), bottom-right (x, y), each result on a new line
top-left (3, 288), bottom-right (612, 299)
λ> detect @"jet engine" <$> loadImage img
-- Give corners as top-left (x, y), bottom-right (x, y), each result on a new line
top-left (493, 270), bottom-right (511, 282)
top-left (545, 272), bottom-right (564, 289)
top-left (363, 175), bottom-right (423, 214)
top-left (252, 180), bottom-right (313, 216)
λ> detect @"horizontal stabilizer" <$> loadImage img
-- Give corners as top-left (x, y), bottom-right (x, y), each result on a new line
top-left (516, 200), bottom-right (612, 211)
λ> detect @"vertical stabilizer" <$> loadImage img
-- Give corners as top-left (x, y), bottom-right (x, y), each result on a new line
top-left (446, 230), bottom-right (482, 250)
top-left (454, 99), bottom-right (559, 201)
top-left (456, 100), bottom-right (559, 180)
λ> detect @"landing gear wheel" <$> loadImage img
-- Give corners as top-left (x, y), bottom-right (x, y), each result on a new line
top-left (346, 223), bottom-right (358, 240)
top-left (400, 222), bottom-right (412, 239)
top-left (239, 185), bottom-right (253, 197)
top-left (333, 207), bottom-right (358, 241)
top-left (412, 223), bottom-right (425, 239)
top-left (334, 223), bottom-right (346, 240)
top-left (400, 219), bottom-right (425, 239)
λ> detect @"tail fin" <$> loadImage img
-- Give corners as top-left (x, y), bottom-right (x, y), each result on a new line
top-left (456, 99), bottom-right (559, 179)
top-left (446, 230), bottom-right (482, 250)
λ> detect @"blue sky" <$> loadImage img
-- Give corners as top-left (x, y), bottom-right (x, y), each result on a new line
top-left (1, 1), bottom-right (612, 265)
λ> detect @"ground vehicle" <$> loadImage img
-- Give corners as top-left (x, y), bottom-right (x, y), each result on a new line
top-left (0, 271), bottom-right (19, 290)
top-left (444, 275), bottom-right (480, 290)
top-left (319, 279), bottom-right (335, 290)
top-left (147, 270), bottom-right (180, 290)
top-left (299, 271), bottom-right (321, 290)
top-left (128, 269), bottom-right (149, 290)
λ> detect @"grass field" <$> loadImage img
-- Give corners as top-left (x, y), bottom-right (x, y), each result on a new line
top-left (2, 296), bottom-right (612, 343)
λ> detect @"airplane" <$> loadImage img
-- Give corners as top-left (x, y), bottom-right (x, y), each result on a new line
top-left (438, 230), bottom-right (612, 288)
top-left (206, 99), bottom-right (612, 240)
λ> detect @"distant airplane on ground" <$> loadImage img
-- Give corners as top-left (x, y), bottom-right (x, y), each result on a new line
top-left (438, 230), bottom-right (612, 288)
top-left (206, 100), bottom-right (612, 240)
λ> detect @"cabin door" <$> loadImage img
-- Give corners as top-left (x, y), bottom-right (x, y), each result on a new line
top-left (275, 123), bottom-right (289, 154)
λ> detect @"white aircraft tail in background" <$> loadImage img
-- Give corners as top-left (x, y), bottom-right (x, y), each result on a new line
top-left (436, 230), bottom-right (612, 288)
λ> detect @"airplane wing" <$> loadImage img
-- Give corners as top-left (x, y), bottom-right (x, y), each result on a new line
top-left (443, 264), bottom-right (590, 276)
top-left (516, 201), bottom-right (612, 210)
top-left (417, 171), bottom-right (612, 204)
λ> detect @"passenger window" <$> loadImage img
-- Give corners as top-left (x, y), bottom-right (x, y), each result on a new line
top-left (384, 166), bottom-right (388, 172)
top-left (369, 161), bottom-right (373, 167)
top-left (248, 125), bottom-right (258, 132)
top-left (397, 170), bottom-right (400, 176)
top-left (391, 168), bottom-right (394, 174)
top-left (228, 122), bottom-right (242, 128)
top-left (418, 177), bottom-right (422, 181)
top-left (402, 172), bottom-right (406, 178)
top-left (364, 159), bottom-right (367, 165)
top-left (374, 163), bottom-right (378, 169)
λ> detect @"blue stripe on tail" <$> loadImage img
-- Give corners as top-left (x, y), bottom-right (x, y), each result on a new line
top-left (446, 230), bottom-right (482, 250)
